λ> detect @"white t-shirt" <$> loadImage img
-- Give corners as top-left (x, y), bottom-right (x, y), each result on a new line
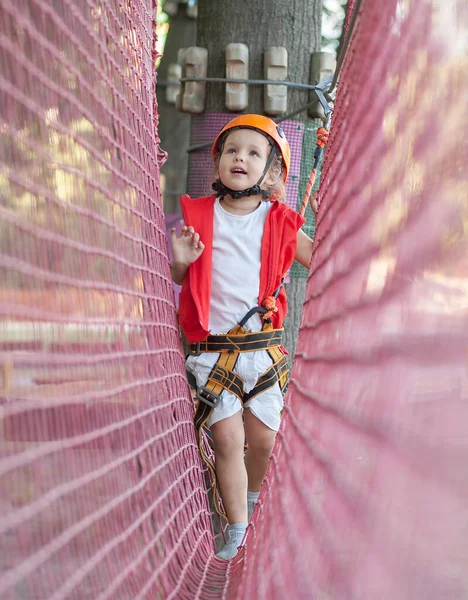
top-left (209, 198), bottom-right (272, 334)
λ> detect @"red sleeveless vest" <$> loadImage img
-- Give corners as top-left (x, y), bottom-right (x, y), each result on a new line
top-left (177, 195), bottom-right (305, 344)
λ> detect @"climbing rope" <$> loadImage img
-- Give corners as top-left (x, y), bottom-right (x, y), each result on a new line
top-left (299, 123), bottom-right (330, 217)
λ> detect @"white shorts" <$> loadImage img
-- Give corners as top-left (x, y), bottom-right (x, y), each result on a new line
top-left (186, 349), bottom-right (285, 432)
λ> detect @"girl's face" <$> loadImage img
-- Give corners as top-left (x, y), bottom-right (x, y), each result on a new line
top-left (217, 129), bottom-right (275, 192)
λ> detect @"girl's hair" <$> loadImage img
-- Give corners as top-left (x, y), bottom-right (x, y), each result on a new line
top-left (212, 129), bottom-right (287, 201)
top-left (266, 152), bottom-right (286, 200)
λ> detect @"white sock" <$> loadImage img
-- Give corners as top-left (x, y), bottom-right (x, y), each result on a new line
top-left (216, 523), bottom-right (247, 560)
top-left (247, 490), bottom-right (260, 521)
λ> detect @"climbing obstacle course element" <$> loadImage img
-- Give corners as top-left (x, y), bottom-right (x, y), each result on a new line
top-left (0, 1), bottom-right (467, 599)
top-left (0, 1), bottom-right (212, 597)
top-left (244, 0), bottom-right (468, 597)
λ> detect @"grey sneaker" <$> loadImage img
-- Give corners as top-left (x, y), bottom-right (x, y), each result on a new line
top-left (216, 524), bottom-right (247, 560)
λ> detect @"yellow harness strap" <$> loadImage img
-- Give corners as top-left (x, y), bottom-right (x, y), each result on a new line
top-left (192, 323), bottom-right (289, 518)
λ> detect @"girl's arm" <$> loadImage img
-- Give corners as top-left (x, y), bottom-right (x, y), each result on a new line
top-left (294, 191), bottom-right (317, 269)
top-left (170, 225), bottom-right (204, 285)
top-left (295, 228), bottom-right (313, 269)
top-left (170, 261), bottom-right (190, 286)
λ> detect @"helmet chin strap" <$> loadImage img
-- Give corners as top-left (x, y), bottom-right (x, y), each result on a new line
top-left (212, 146), bottom-right (277, 200)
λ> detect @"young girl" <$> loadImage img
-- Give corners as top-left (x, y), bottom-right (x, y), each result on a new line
top-left (170, 114), bottom-right (314, 560)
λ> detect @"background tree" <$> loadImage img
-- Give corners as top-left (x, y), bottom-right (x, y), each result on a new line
top-left (156, 1), bottom-right (197, 214)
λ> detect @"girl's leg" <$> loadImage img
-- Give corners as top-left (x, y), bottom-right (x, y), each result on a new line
top-left (244, 408), bottom-right (277, 492)
top-left (211, 410), bottom-right (248, 524)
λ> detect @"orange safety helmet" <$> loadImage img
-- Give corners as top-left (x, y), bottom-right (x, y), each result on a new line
top-left (212, 114), bottom-right (291, 183)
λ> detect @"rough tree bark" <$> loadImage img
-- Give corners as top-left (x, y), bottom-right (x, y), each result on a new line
top-left (156, 8), bottom-right (196, 214)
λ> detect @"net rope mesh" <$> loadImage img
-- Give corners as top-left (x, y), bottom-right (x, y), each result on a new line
top-left (0, 0), bottom-right (467, 598)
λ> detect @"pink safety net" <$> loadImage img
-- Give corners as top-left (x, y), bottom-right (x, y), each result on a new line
top-left (0, 1), bottom-right (212, 598)
top-left (1, 0), bottom-right (467, 599)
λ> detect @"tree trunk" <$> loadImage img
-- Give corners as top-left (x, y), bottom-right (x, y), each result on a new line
top-left (196, 0), bottom-right (322, 357)
top-left (197, 0), bottom-right (322, 113)
top-left (157, 10), bottom-right (197, 214)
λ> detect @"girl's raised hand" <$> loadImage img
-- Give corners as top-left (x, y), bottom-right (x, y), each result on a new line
top-left (170, 224), bottom-right (205, 266)
top-left (309, 191), bottom-right (318, 216)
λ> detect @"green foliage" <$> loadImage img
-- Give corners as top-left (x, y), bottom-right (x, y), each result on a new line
top-left (322, 0), bottom-right (347, 56)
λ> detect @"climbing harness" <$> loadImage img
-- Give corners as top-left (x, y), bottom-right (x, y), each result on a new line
top-left (190, 288), bottom-right (288, 518)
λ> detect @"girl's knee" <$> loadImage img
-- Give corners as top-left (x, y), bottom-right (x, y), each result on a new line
top-left (247, 435), bottom-right (276, 457)
top-left (211, 416), bottom-right (244, 459)
top-left (214, 433), bottom-right (244, 459)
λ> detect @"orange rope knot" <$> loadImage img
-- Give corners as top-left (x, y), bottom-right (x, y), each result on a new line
top-left (262, 296), bottom-right (278, 321)
top-left (316, 126), bottom-right (329, 148)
